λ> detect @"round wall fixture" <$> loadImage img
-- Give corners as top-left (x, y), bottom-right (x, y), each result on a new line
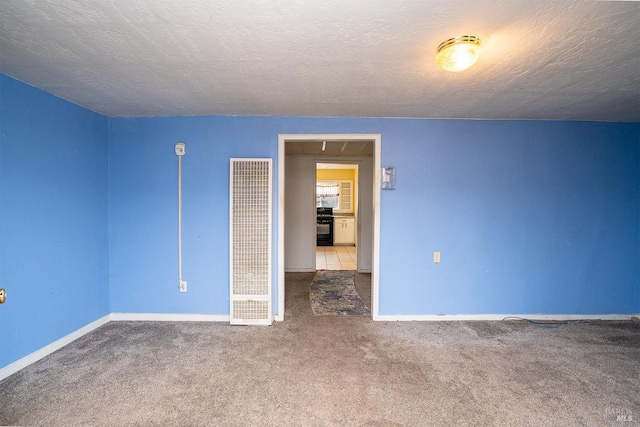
top-left (436, 35), bottom-right (481, 72)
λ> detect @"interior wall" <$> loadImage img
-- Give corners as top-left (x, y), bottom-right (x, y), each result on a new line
top-left (378, 119), bottom-right (639, 315)
top-left (357, 157), bottom-right (373, 272)
top-left (285, 156), bottom-right (373, 272)
top-left (2, 75), bottom-right (637, 367)
top-left (317, 169), bottom-right (356, 180)
top-left (0, 75), bottom-right (109, 368)
top-left (285, 156), bottom-right (315, 272)
top-left (2, 75), bottom-right (637, 373)
top-left (108, 116), bottom-right (279, 314)
top-left (107, 116), bottom-right (639, 317)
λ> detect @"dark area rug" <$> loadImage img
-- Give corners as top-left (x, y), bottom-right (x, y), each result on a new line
top-left (309, 270), bottom-right (370, 316)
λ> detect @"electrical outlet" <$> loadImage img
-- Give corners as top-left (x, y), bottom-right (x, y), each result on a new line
top-left (434, 252), bottom-right (441, 263)
top-left (179, 280), bottom-right (187, 292)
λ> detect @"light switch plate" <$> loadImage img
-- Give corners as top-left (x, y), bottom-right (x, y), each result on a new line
top-left (434, 252), bottom-right (441, 263)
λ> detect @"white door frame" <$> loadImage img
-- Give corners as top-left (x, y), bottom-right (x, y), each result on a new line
top-left (277, 134), bottom-right (381, 321)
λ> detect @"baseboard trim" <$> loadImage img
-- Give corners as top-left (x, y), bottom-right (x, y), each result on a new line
top-left (374, 314), bottom-right (637, 322)
top-left (0, 313), bottom-right (231, 381)
top-left (0, 314), bottom-right (111, 382)
top-left (285, 268), bottom-right (316, 272)
top-left (110, 313), bottom-right (230, 322)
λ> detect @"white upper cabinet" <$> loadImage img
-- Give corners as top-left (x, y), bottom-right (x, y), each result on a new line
top-left (338, 181), bottom-right (352, 212)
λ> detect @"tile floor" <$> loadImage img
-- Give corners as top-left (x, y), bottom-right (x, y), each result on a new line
top-left (316, 245), bottom-right (357, 270)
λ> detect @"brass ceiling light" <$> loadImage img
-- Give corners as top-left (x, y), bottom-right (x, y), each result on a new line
top-left (436, 35), bottom-right (481, 72)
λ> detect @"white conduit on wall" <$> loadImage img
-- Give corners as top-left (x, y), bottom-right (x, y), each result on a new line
top-left (175, 142), bottom-right (186, 291)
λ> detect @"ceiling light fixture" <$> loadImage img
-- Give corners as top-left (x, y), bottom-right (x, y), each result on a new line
top-left (436, 35), bottom-right (481, 72)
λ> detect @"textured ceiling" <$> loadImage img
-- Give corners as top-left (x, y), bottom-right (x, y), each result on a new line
top-left (1, 0), bottom-right (638, 121)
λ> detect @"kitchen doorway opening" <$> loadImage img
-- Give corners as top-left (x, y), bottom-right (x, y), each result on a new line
top-left (316, 162), bottom-right (358, 271)
top-left (278, 134), bottom-right (381, 321)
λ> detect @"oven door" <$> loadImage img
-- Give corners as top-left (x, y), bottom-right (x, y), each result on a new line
top-left (317, 223), bottom-right (331, 235)
top-left (317, 218), bottom-right (333, 246)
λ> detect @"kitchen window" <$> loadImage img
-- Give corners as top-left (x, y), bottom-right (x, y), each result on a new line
top-left (316, 183), bottom-right (340, 209)
top-left (316, 180), bottom-right (353, 212)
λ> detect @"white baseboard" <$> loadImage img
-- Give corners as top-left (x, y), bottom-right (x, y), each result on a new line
top-left (0, 313), bottom-right (231, 381)
top-left (0, 314), bottom-right (110, 382)
top-left (284, 268), bottom-right (316, 272)
top-left (374, 314), bottom-right (636, 322)
top-left (110, 313), bottom-right (230, 322)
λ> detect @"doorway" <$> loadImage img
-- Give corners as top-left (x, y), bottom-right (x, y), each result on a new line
top-left (316, 162), bottom-right (358, 271)
top-left (277, 134), bottom-right (381, 321)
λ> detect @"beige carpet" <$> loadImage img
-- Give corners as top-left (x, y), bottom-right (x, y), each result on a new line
top-left (0, 272), bottom-right (638, 426)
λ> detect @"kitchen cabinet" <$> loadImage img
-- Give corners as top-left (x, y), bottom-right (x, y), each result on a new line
top-left (334, 217), bottom-right (355, 245)
top-left (338, 181), bottom-right (352, 212)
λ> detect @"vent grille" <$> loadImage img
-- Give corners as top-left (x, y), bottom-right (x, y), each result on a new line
top-left (232, 300), bottom-right (270, 321)
top-left (230, 159), bottom-right (272, 325)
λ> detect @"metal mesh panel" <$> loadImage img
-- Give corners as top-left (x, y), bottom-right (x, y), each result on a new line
top-left (232, 300), bottom-right (270, 323)
top-left (230, 159), bottom-right (272, 325)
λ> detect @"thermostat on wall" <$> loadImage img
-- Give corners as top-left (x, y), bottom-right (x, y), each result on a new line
top-left (381, 166), bottom-right (396, 190)
top-left (175, 142), bottom-right (186, 156)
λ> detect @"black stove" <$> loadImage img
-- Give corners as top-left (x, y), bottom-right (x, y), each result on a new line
top-left (317, 207), bottom-right (333, 219)
top-left (317, 207), bottom-right (334, 246)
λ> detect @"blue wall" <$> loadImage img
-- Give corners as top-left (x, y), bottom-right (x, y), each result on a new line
top-left (0, 75), bottom-right (109, 368)
top-left (109, 116), bottom-right (639, 316)
top-left (108, 117), bottom-right (280, 314)
top-left (378, 120), bottom-right (639, 315)
top-left (108, 117), bottom-right (382, 314)
top-left (2, 73), bottom-right (638, 372)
